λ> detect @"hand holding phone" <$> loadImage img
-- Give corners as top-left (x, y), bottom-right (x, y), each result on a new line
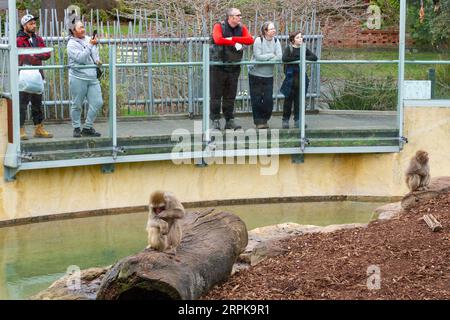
top-left (90, 30), bottom-right (98, 45)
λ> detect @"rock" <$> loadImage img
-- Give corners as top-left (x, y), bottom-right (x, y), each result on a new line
top-left (231, 263), bottom-right (250, 275)
top-left (374, 202), bottom-right (402, 220)
top-left (401, 176), bottom-right (450, 210)
top-left (31, 267), bottom-right (109, 300)
top-left (239, 239), bottom-right (289, 266)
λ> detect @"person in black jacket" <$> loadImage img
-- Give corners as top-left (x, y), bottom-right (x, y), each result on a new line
top-left (280, 31), bottom-right (317, 129)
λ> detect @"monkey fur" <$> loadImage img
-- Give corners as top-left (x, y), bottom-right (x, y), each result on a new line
top-left (146, 191), bottom-right (185, 253)
top-left (405, 150), bottom-right (430, 192)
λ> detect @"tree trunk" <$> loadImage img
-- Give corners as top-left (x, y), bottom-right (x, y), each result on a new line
top-left (96, 209), bottom-right (248, 300)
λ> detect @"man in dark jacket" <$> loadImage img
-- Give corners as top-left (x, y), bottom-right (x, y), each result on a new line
top-left (17, 14), bottom-right (53, 140)
top-left (209, 8), bottom-right (254, 130)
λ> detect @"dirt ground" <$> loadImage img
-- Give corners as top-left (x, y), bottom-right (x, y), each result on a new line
top-left (203, 193), bottom-right (450, 300)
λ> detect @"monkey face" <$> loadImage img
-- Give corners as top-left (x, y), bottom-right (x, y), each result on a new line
top-left (416, 150), bottom-right (429, 164)
top-left (152, 205), bottom-right (166, 215)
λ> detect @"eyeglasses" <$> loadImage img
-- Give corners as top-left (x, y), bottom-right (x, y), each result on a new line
top-left (233, 14), bottom-right (242, 17)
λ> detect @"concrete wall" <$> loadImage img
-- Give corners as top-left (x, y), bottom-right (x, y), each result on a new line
top-left (1, 99), bottom-right (449, 223)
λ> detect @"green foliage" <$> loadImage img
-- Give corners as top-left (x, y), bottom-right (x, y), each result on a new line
top-left (369, 0), bottom-right (400, 27)
top-left (408, 0), bottom-right (450, 51)
top-left (324, 72), bottom-right (397, 111)
top-left (16, 0), bottom-right (42, 12)
top-left (434, 63), bottom-right (450, 98)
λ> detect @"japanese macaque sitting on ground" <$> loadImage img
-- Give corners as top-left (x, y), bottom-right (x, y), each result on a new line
top-left (405, 150), bottom-right (430, 192)
top-left (146, 191), bottom-right (185, 253)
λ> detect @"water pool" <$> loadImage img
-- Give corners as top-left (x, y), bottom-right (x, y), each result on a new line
top-left (0, 200), bottom-right (384, 299)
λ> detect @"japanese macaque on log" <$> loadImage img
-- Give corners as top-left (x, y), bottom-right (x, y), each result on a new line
top-left (97, 208), bottom-right (248, 300)
top-left (146, 191), bottom-right (185, 253)
top-left (405, 150), bottom-right (430, 192)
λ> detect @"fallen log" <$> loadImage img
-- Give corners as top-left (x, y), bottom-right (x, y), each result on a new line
top-left (422, 214), bottom-right (443, 232)
top-left (96, 209), bottom-right (248, 300)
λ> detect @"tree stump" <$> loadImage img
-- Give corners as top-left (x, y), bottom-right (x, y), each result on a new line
top-left (96, 209), bottom-right (248, 300)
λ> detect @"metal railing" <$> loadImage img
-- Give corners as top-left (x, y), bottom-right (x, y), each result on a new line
top-left (0, 8), bottom-right (323, 120)
top-left (1, 1), bottom-right (449, 178)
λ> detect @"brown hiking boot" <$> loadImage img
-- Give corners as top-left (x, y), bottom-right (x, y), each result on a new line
top-left (34, 123), bottom-right (53, 138)
top-left (20, 127), bottom-right (29, 140)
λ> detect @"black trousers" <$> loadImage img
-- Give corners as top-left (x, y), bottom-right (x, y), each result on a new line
top-left (210, 66), bottom-right (241, 121)
top-left (249, 74), bottom-right (274, 125)
top-left (282, 74), bottom-right (309, 122)
top-left (19, 91), bottom-right (43, 127)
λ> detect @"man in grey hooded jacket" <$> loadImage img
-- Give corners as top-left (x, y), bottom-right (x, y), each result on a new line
top-left (67, 18), bottom-right (103, 137)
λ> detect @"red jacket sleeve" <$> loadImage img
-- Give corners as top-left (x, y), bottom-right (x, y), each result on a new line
top-left (212, 23), bottom-right (235, 46)
top-left (231, 25), bottom-right (254, 45)
top-left (34, 36), bottom-right (51, 61)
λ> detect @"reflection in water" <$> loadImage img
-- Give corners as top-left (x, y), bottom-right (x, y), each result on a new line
top-left (0, 201), bottom-right (382, 300)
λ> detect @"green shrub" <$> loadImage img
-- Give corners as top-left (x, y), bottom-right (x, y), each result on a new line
top-left (435, 63), bottom-right (450, 98)
top-left (408, 0), bottom-right (450, 51)
top-left (324, 73), bottom-right (397, 111)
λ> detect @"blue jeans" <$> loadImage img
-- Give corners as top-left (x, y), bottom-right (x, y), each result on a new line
top-left (69, 77), bottom-right (103, 129)
top-left (249, 74), bottom-right (274, 125)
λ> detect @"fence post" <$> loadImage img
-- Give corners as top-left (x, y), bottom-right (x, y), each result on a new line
top-left (300, 44), bottom-right (307, 152)
top-left (428, 68), bottom-right (435, 99)
top-left (4, 0), bottom-right (21, 173)
top-left (202, 43), bottom-right (210, 142)
top-left (109, 45), bottom-right (117, 148)
top-left (147, 41), bottom-right (154, 115)
top-left (188, 40), bottom-right (194, 117)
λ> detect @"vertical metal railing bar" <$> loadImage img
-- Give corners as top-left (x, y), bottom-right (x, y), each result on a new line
top-left (181, 14), bottom-right (188, 114)
top-left (315, 22), bottom-right (322, 112)
top-left (300, 44), bottom-right (306, 151)
top-left (308, 9), bottom-right (315, 110)
top-left (195, 17), bottom-right (201, 115)
top-left (202, 43), bottom-right (210, 142)
top-left (55, 9), bottom-right (64, 118)
top-left (167, 10), bottom-right (175, 113)
top-left (124, 20), bottom-right (131, 115)
top-left (131, 15), bottom-right (138, 113)
top-left (49, 9), bottom-right (57, 120)
top-left (138, 9), bottom-right (147, 114)
top-left (109, 45), bottom-right (117, 149)
top-left (397, 0), bottom-right (406, 146)
top-left (148, 17), bottom-right (154, 114)
top-left (7, 0), bottom-right (21, 165)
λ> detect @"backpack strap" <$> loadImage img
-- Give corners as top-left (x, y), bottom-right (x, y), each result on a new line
top-left (258, 36), bottom-right (278, 43)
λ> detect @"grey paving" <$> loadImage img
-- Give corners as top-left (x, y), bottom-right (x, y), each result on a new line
top-left (22, 112), bottom-right (398, 143)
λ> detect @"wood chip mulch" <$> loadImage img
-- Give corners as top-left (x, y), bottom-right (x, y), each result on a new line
top-left (202, 193), bottom-right (450, 300)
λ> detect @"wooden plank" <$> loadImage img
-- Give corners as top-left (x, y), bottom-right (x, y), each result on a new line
top-left (423, 214), bottom-right (443, 232)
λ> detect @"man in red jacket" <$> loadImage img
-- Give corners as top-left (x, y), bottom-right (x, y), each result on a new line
top-left (17, 14), bottom-right (53, 140)
top-left (210, 8), bottom-right (254, 130)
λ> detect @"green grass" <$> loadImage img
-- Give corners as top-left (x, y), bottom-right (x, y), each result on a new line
top-left (320, 49), bottom-right (450, 99)
top-left (321, 49), bottom-right (449, 78)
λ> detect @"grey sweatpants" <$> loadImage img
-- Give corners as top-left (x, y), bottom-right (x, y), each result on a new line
top-left (69, 76), bottom-right (103, 129)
